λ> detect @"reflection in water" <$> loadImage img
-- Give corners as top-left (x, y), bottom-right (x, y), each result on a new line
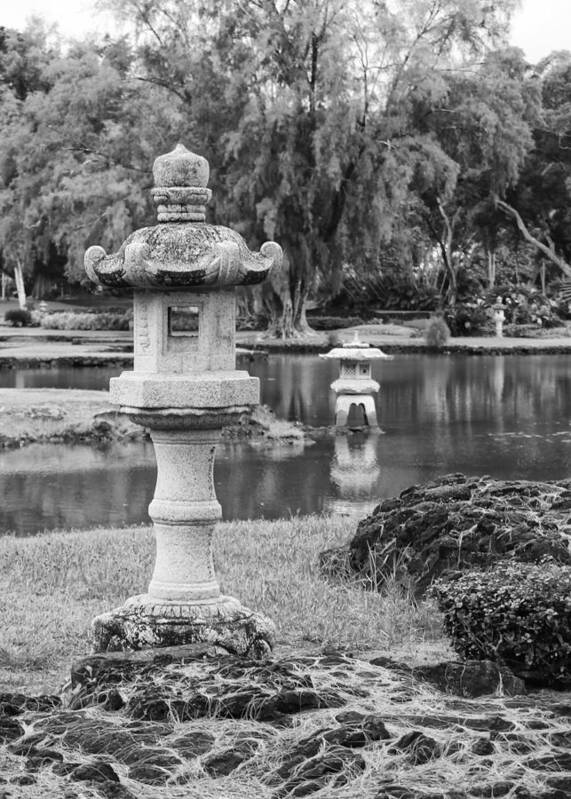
top-left (326, 431), bottom-right (381, 518)
top-left (0, 353), bottom-right (569, 534)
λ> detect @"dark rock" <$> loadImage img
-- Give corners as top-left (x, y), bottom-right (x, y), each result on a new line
top-left (336, 474), bottom-right (571, 593)
top-left (24, 748), bottom-right (64, 768)
top-left (8, 733), bottom-right (53, 755)
top-left (9, 775), bottom-right (36, 786)
top-left (369, 656), bottom-right (524, 698)
top-left (127, 763), bottom-right (173, 786)
top-left (62, 720), bottom-right (140, 763)
top-left (414, 661), bottom-right (525, 698)
top-left (0, 718), bottom-right (24, 742)
top-left (203, 742), bottom-right (257, 776)
top-left (275, 687), bottom-right (344, 713)
top-left (527, 752), bottom-right (571, 771)
top-left (70, 761), bottom-right (120, 783)
top-left (278, 746), bottom-right (366, 797)
top-left (0, 693), bottom-right (60, 715)
top-left (471, 738), bottom-right (495, 756)
top-left (33, 712), bottom-right (85, 734)
top-left (130, 748), bottom-right (183, 769)
top-left (170, 730), bottom-right (215, 758)
top-left (469, 783), bottom-right (514, 798)
top-left (389, 731), bottom-right (442, 764)
top-left (546, 777), bottom-right (571, 792)
top-left (53, 762), bottom-right (82, 777)
top-left (126, 687), bottom-right (209, 722)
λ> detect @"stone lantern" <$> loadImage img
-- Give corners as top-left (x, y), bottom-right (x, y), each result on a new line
top-left (493, 297), bottom-right (505, 338)
top-left (84, 144), bottom-right (282, 657)
top-left (320, 332), bottom-right (392, 428)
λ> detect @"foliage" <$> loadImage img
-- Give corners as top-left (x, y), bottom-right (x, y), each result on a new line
top-left (328, 271), bottom-right (440, 315)
top-left (487, 285), bottom-right (563, 326)
top-left (4, 307), bottom-right (32, 326)
top-left (424, 316), bottom-right (450, 349)
top-left (5, 4), bottom-right (571, 321)
top-left (443, 302), bottom-right (490, 336)
top-left (40, 310), bottom-right (131, 330)
top-left (306, 315), bottom-right (364, 331)
top-left (430, 560), bottom-right (571, 685)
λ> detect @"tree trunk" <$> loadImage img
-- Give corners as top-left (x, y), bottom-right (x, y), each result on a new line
top-left (14, 260), bottom-right (27, 309)
top-left (487, 249), bottom-right (496, 288)
top-left (495, 197), bottom-right (571, 278)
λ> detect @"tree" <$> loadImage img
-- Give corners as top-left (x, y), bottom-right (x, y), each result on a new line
top-left (100, 0), bottom-right (521, 333)
top-left (0, 25), bottom-right (182, 292)
top-left (404, 47), bottom-right (540, 301)
top-left (495, 50), bottom-right (571, 284)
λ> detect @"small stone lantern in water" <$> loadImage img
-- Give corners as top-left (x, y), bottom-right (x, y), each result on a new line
top-left (84, 144), bottom-right (282, 657)
top-left (320, 332), bottom-right (392, 428)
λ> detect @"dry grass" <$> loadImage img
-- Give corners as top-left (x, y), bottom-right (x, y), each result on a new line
top-left (0, 515), bottom-right (448, 692)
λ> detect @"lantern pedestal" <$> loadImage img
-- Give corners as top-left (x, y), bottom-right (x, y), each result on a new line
top-left (91, 376), bottom-right (275, 658)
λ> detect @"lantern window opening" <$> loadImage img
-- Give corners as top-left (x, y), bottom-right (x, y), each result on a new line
top-left (168, 305), bottom-right (201, 338)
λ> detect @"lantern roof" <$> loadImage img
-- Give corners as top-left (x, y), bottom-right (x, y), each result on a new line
top-left (320, 331), bottom-right (392, 361)
top-left (84, 143), bottom-right (282, 290)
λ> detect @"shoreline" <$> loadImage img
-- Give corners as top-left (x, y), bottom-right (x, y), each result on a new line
top-left (1, 324), bottom-right (571, 368)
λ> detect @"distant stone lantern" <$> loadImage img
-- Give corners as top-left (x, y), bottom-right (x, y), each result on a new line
top-left (493, 297), bottom-right (506, 338)
top-left (84, 143), bottom-right (282, 657)
top-left (320, 332), bottom-right (392, 428)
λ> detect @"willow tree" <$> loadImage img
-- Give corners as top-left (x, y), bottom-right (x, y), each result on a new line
top-left (100, 0), bottom-right (519, 333)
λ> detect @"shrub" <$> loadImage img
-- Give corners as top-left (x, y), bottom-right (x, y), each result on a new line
top-left (443, 303), bottom-right (490, 336)
top-left (424, 316), bottom-right (450, 349)
top-left (308, 315), bottom-right (365, 331)
top-left (430, 560), bottom-right (571, 686)
top-left (40, 311), bottom-right (131, 331)
top-left (4, 308), bottom-right (32, 327)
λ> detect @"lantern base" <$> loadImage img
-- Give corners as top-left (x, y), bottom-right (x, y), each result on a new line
top-left (92, 594), bottom-right (275, 660)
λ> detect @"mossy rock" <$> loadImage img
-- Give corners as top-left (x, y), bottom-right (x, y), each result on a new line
top-left (339, 474), bottom-right (571, 594)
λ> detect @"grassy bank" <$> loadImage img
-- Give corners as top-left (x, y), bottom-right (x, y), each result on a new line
top-left (0, 516), bottom-right (448, 693)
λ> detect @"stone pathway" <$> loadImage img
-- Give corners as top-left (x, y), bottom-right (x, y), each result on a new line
top-left (1, 646), bottom-right (571, 798)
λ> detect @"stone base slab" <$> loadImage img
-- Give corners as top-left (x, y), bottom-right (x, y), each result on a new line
top-left (92, 594), bottom-right (275, 659)
top-left (110, 370), bottom-right (259, 409)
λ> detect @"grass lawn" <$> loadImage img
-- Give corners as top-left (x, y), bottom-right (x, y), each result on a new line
top-left (0, 516), bottom-right (450, 693)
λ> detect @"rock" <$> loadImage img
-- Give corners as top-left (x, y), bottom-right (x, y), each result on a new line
top-left (203, 741), bottom-right (258, 776)
top-left (70, 761), bottom-right (120, 783)
top-left (334, 474), bottom-right (571, 593)
top-left (413, 661), bottom-right (525, 698)
top-left (471, 738), bottom-right (495, 756)
top-left (0, 693), bottom-right (61, 714)
top-left (127, 748), bottom-right (184, 783)
top-left (369, 656), bottom-right (524, 698)
top-left (277, 746), bottom-right (366, 797)
top-left (389, 731), bottom-right (442, 764)
top-left (169, 730), bottom-right (215, 758)
top-left (0, 718), bottom-right (24, 742)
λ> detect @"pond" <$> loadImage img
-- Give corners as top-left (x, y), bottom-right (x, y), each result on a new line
top-left (0, 353), bottom-right (569, 535)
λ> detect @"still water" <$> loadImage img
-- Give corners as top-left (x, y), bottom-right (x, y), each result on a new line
top-left (0, 353), bottom-right (569, 535)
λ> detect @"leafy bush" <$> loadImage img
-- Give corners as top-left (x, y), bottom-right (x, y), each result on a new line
top-left (40, 311), bottom-right (131, 331)
top-left (326, 271), bottom-right (440, 315)
top-left (486, 286), bottom-right (563, 328)
top-left (307, 315), bottom-right (364, 331)
top-left (430, 560), bottom-right (571, 686)
top-left (444, 303), bottom-right (491, 336)
top-left (4, 308), bottom-right (33, 327)
top-left (424, 316), bottom-right (450, 349)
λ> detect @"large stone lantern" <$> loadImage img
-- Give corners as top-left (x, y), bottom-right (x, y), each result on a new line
top-left (84, 144), bottom-right (282, 657)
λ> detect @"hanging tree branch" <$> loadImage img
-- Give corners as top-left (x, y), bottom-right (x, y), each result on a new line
top-left (494, 195), bottom-right (571, 278)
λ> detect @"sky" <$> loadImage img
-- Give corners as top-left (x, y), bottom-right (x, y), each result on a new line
top-left (1, 0), bottom-right (571, 63)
